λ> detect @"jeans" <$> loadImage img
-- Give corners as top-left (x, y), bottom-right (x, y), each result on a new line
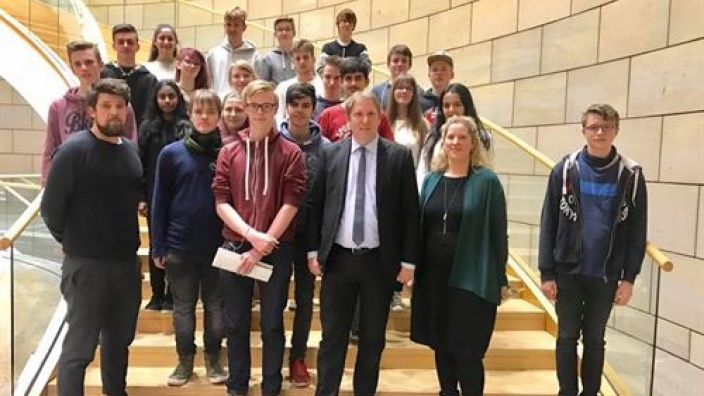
top-left (555, 273), bottom-right (618, 396)
top-left (57, 256), bottom-right (141, 396)
top-left (290, 237), bottom-right (315, 361)
top-left (165, 249), bottom-right (225, 356)
top-left (222, 241), bottom-right (292, 396)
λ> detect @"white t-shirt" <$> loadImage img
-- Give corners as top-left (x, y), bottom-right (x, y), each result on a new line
top-left (144, 60), bottom-right (176, 81)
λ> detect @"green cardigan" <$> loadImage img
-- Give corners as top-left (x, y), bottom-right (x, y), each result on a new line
top-left (420, 168), bottom-right (509, 304)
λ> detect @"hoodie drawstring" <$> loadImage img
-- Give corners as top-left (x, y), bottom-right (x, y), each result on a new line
top-left (245, 139), bottom-right (251, 201)
top-left (263, 136), bottom-right (269, 196)
top-left (244, 136), bottom-right (270, 200)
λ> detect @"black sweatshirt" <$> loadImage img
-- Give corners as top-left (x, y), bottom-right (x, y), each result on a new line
top-left (41, 130), bottom-right (143, 261)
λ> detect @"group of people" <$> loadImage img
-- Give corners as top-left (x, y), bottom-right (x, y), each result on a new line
top-left (38, 5), bottom-right (648, 396)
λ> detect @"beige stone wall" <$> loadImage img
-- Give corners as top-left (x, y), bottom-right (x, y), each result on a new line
top-left (0, 77), bottom-right (44, 174)
top-left (36, 0), bottom-right (704, 385)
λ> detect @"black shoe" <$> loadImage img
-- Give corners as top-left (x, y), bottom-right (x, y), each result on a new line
top-left (144, 295), bottom-right (162, 311)
top-left (161, 297), bottom-right (173, 312)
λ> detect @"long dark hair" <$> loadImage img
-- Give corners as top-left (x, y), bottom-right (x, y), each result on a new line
top-left (422, 83), bottom-right (486, 169)
top-left (140, 80), bottom-right (189, 141)
top-left (148, 24), bottom-right (179, 62)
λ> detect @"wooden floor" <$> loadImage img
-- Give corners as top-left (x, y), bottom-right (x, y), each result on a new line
top-left (46, 230), bottom-right (561, 395)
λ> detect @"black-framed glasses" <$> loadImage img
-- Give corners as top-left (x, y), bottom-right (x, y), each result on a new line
top-left (246, 102), bottom-right (277, 112)
top-left (584, 125), bottom-right (616, 133)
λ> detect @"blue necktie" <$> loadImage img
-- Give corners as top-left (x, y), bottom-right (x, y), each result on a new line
top-left (352, 146), bottom-right (366, 245)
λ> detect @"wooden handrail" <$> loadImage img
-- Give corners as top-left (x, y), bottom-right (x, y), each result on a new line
top-left (0, 191), bottom-right (43, 250)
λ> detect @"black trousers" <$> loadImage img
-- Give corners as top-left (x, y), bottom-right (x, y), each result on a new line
top-left (57, 256), bottom-right (141, 396)
top-left (165, 249), bottom-right (224, 356)
top-left (555, 274), bottom-right (618, 396)
top-left (290, 236), bottom-right (315, 361)
top-left (315, 245), bottom-right (394, 396)
top-left (222, 242), bottom-right (293, 396)
top-left (146, 214), bottom-right (170, 300)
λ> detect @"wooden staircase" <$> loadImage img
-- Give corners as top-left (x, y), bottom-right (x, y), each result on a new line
top-left (46, 222), bottom-right (560, 395)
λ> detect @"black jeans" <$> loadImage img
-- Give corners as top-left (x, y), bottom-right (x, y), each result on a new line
top-left (146, 214), bottom-right (170, 300)
top-left (57, 256), bottom-right (141, 396)
top-left (315, 245), bottom-right (394, 396)
top-left (165, 249), bottom-right (224, 356)
top-left (222, 241), bottom-right (292, 396)
top-left (290, 236), bottom-right (315, 361)
top-left (555, 274), bottom-right (618, 396)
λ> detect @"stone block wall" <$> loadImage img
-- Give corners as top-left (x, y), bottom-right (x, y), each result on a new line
top-left (0, 77), bottom-right (44, 174)
top-left (6, 0), bottom-right (704, 391)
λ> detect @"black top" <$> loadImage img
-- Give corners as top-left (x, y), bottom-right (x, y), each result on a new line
top-left (423, 175), bottom-right (467, 237)
top-left (101, 63), bottom-right (158, 126)
top-left (41, 130), bottom-right (143, 261)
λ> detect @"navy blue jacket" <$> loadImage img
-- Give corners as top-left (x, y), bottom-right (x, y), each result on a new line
top-left (150, 139), bottom-right (223, 258)
top-left (538, 148), bottom-right (648, 283)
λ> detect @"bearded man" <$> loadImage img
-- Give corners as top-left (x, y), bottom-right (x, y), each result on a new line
top-left (41, 78), bottom-right (143, 396)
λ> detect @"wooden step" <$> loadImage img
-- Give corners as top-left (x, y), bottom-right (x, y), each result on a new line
top-left (47, 366), bottom-right (559, 395)
top-left (136, 298), bottom-right (545, 334)
top-left (95, 330), bottom-right (554, 370)
top-left (139, 275), bottom-right (523, 302)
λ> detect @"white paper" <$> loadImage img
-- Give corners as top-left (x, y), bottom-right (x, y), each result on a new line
top-left (212, 247), bottom-right (273, 282)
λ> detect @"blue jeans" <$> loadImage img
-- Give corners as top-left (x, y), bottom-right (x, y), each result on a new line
top-left (555, 273), bottom-right (618, 396)
top-left (221, 241), bottom-right (292, 396)
top-left (165, 249), bottom-right (224, 356)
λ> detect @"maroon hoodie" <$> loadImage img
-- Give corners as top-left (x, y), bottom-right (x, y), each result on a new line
top-left (41, 87), bottom-right (137, 183)
top-left (212, 127), bottom-right (306, 242)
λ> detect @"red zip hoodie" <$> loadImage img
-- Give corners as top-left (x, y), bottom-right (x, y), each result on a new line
top-left (212, 127), bottom-right (306, 242)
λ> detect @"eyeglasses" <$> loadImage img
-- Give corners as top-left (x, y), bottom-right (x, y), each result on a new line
top-left (182, 59), bottom-right (201, 67)
top-left (246, 102), bottom-right (277, 112)
top-left (584, 125), bottom-right (616, 133)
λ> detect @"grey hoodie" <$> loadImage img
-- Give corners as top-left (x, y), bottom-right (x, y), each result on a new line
top-left (255, 48), bottom-right (295, 86)
top-left (207, 38), bottom-right (258, 97)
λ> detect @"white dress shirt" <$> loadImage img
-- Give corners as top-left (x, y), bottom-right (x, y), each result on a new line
top-left (334, 136), bottom-right (380, 249)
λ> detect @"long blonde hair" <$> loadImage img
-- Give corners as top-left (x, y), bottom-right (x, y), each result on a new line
top-left (431, 116), bottom-right (489, 172)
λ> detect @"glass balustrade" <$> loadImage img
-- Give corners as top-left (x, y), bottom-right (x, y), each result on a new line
top-left (491, 127), bottom-right (664, 395)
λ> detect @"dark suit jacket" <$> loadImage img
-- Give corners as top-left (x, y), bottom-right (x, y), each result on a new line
top-left (307, 136), bottom-right (421, 279)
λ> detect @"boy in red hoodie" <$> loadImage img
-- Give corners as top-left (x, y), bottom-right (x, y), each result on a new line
top-left (212, 79), bottom-right (306, 396)
top-left (42, 40), bottom-right (137, 184)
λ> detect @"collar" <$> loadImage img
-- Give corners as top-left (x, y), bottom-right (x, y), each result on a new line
top-left (351, 135), bottom-right (379, 155)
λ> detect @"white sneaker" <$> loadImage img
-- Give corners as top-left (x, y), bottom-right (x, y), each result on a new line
top-left (390, 292), bottom-right (405, 311)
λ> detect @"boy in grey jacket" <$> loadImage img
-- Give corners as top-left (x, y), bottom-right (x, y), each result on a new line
top-left (255, 17), bottom-right (296, 86)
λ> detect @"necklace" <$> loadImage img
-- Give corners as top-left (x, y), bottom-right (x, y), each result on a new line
top-left (442, 175), bottom-right (466, 234)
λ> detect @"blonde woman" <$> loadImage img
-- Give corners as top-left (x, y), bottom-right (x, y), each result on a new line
top-left (411, 116), bottom-right (509, 396)
top-left (228, 60), bottom-right (257, 98)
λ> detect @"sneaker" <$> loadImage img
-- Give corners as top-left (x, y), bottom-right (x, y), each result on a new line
top-left (144, 295), bottom-right (162, 311)
top-left (204, 351), bottom-right (228, 384)
top-left (161, 296), bottom-right (173, 312)
top-left (289, 358), bottom-right (311, 387)
top-left (288, 299), bottom-right (297, 311)
top-left (349, 332), bottom-right (359, 345)
top-left (167, 354), bottom-right (194, 386)
top-left (390, 292), bottom-right (405, 311)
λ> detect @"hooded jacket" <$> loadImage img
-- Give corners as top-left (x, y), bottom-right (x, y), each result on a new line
top-left (42, 87), bottom-right (138, 183)
top-left (279, 120), bottom-right (330, 232)
top-left (539, 147), bottom-right (648, 283)
top-left (100, 63), bottom-right (158, 126)
top-left (207, 38), bottom-right (258, 97)
top-left (212, 128), bottom-right (306, 242)
top-left (255, 48), bottom-right (296, 86)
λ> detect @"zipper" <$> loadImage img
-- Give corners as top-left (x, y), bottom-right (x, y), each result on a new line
top-left (601, 172), bottom-right (631, 281)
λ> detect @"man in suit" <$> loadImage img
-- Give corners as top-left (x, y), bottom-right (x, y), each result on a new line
top-left (307, 91), bottom-right (420, 396)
